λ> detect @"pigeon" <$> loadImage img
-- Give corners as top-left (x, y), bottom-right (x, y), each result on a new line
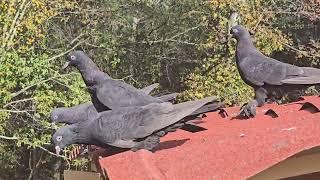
top-left (51, 97), bottom-right (223, 125)
top-left (62, 51), bottom-right (181, 112)
top-left (51, 92), bottom-right (181, 125)
top-left (52, 96), bottom-right (217, 154)
top-left (230, 25), bottom-right (320, 118)
top-left (51, 103), bottom-right (98, 125)
top-left (62, 50), bottom-right (158, 96)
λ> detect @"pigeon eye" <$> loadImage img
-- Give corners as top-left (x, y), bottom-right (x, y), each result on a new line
top-left (70, 55), bottom-right (76, 60)
top-left (56, 136), bottom-right (62, 142)
top-left (233, 29), bottom-right (238, 33)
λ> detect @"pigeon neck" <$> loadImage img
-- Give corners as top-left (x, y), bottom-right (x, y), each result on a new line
top-left (58, 107), bottom-right (88, 124)
top-left (236, 36), bottom-right (255, 61)
top-left (77, 60), bottom-right (110, 86)
top-left (72, 121), bottom-right (95, 144)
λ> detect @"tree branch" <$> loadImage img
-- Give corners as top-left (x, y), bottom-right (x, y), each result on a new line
top-left (280, 42), bottom-right (320, 58)
top-left (47, 38), bottom-right (84, 62)
top-left (0, 135), bottom-right (19, 140)
top-left (139, 25), bottom-right (202, 44)
top-left (0, 109), bottom-right (35, 113)
top-left (3, 98), bottom-right (35, 108)
top-left (0, 135), bottom-right (70, 161)
top-left (38, 146), bottom-right (70, 160)
top-left (10, 72), bottom-right (77, 98)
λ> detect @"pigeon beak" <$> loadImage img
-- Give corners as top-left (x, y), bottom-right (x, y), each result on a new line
top-left (62, 61), bottom-right (70, 70)
top-left (55, 146), bottom-right (61, 155)
top-left (229, 30), bottom-right (235, 38)
top-left (51, 122), bottom-right (58, 130)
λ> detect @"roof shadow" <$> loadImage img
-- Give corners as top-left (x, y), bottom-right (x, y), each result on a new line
top-left (156, 139), bottom-right (190, 151)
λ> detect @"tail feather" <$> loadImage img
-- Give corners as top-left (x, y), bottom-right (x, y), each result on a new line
top-left (140, 83), bottom-right (159, 94)
top-left (282, 76), bottom-right (320, 84)
top-left (148, 96), bottom-right (222, 138)
top-left (302, 67), bottom-right (320, 76)
top-left (282, 67), bottom-right (320, 85)
top-left (144, 96), bottom-right (218, 133)
top-left (189, 101), bottom-right (224, 116)
top-left (157, 93), bottom-right (179, 102)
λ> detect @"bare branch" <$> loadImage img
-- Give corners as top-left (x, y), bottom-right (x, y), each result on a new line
top-left (166, 39), bottom-right (197, 46)
top-left (38, 146), bottom-right (70, 160)
top-left (0, 135), bottom-right (69, 161)
top-left (280, 42), bottom-right (320, 58)
top-left (28, 150), bottom-right (44, 180)
top-left (10, 72), bottom-right (77, 98)
top-left (38, 146), bottom-right (71, 170)
top-left (3, 98), bottom-right (35, 108)
top-left (113, 75), bottom-right (133, 82)
top-left (2, 0), bottom-right (29, 49)
top-left (28, 151), bottom-right (33, 180)
top-left (0, 135), bottom-right (19, 140)
top-left (265, 10), bottom-right (320, 20)
top-left (139, 25), bottom-right (203, 44)
top-left (47, 39), bottom-right (84, 62)
top-left (0, 109), bottom-right (35, 113)
top-left (70, 33), bottom-right (84, 44)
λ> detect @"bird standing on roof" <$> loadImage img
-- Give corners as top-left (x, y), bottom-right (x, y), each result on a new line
top-left (52, 96), bottom-right (218, 154)
top-left (230, 25), bottom-right (320, 118)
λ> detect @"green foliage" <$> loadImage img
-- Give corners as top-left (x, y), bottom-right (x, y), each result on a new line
top-left (0, 0), bottom-right (88, 179)
top-left (48, 0), bottom-right (214, 91)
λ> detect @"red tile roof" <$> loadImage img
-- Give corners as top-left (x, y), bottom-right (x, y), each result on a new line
top-left (95, 96), bottom-right (320, 180)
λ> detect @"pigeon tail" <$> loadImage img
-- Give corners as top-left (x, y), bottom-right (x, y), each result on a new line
top-left (188, 101), bottom-right (224, 116)
top-left (282, 67), bottom-right (320, 85)
top-left (140, 83), bottom-right (159, 94)
top-left (144, 96), bottom-right (218, 133)
top-left (157, 93), bottom-right (179, 102)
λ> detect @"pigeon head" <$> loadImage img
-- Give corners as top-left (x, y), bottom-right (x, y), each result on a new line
top-left (50, 108), bottom-right (67, 124)
top-left (230, 25), bottom-right (251, 40)
top-left (52, 125), bottom-right (78, 155)
top-left (62, 50), bottom-right (89, 70)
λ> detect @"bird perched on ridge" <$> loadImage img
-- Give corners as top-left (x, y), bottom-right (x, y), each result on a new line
top-left (51, 97), bottom-right (223, 125)
top-left (230, 25), bottom-right (320, 118)
top-left (52, 96), bottom-right (217, 154)
top-left (51, 97), bottom-right (223, 157)
top-left (62, 50), bottom-right (179, 112)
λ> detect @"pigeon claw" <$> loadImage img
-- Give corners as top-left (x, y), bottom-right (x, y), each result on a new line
top-left (155, 131), bottom-right (166, 137)
top-left (131, 135), bottom-right (160, 152)
top-left (238, 101), bottom-right (257, 118)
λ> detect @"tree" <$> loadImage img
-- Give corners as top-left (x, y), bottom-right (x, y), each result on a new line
top-left (0, 1), bottom-right (87, 179)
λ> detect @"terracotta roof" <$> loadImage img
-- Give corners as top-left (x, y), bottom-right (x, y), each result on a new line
top-left (95, 96), bottom-right (320, 180)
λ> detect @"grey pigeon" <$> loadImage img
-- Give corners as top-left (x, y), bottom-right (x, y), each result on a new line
top-left (51, 98), bottom-right (223, 126)
top-left (53, 96), bottom-right (217, 154)
top-left (63, 51), bottom-right (180, 112)
top-left (51, 92), bottom-right (182, 125)
top-left (230, 25), bottom-right (320, 118)
top-left (51, 103), bottom-right (98, 125)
